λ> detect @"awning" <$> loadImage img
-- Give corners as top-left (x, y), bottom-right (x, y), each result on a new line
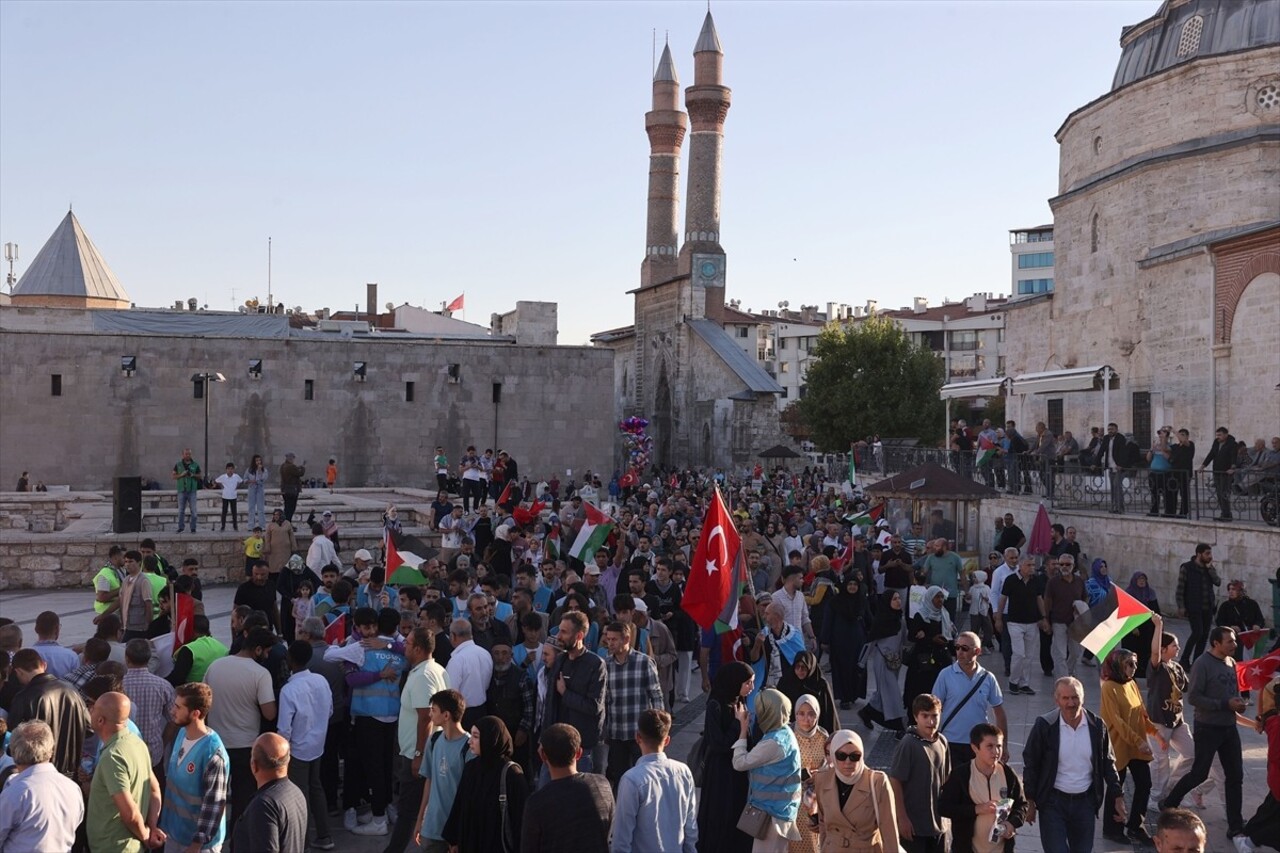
top-left (939, 377), bottom-right (1012, 400)
top-left (1013, 365), bottom-right (1119, 395)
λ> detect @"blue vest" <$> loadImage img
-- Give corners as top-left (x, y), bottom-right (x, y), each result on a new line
top-left (352, 642), bottom-right (405, 719)
top-left (748, 728), bottom-right (802, 822)
top-left (160, 730), bottom-right (229, 849)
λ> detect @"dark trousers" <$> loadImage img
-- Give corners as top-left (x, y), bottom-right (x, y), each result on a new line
top-left (460, 703), bottom-right (489, 731)
top-left (321, 718), bottom-right (346, 811)
top-left (287, 755), bottom-right (332, 842)
top-left (437, 473), bottom-right (449, 491)
top-left (1164, 723), bottom-right (1244, 835)
top-left (1245, 792), bottom-right (1280, 849)
top-left (903, 836), bottom-right (945, 853)
top-left (1180, 610), bottom-right (1214, 667)
top-left (1172, 471), bottom-right (1190, 516)
top-left (1040, 626), bottom-right (1054, 676)
top-left (998, 622), bottom-right (1013, 672)
top-left (228, 747), bottom-right (255, 832)
top-left (382, 754), bottom-right (425, 853)
top-left (606, 738), bottom-right (641, 791)
top-left (352, 716), bottom-right (397, 817)
top-left (1103, 759), bottom-right (1151, 835)
top-left (282, 492), bottom-right (299, 522)
top-left (1038, 790), bottom-right (1096, 853)
top-left (221, 498), bottom-right (238, 530)
top-left (1213, 472), bottom-right (1233, 518)
top-left (460, 479), bottom-right (484, 512)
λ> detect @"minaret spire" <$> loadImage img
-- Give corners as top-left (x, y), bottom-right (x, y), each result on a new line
top-left (641, 39), bottom-right (687, 287)
top-left (679, 10), bottom-right (732, 317)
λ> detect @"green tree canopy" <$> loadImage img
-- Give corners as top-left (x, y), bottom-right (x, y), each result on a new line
top-left (795, 315), bottom-right (946, 450)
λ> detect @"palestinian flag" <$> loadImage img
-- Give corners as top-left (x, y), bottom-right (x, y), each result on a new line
top-left (1237, 628), bottom-right (1271, 651)
top-left (544, 519), bottom-right (561, 561)
top-left (386, 531), bottom-right (429, 586)
top-left (568, 502), bottom-right (613, 563)
top-left (1238, 648), bottom-right (1280, 692)
top-left (847, 503), bottom-right (884, 528)
top-left (1069, 586), bottom-right (1153, 661)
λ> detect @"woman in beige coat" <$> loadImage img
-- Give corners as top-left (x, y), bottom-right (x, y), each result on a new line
top-left (811, 729), bottom-right (901, 853)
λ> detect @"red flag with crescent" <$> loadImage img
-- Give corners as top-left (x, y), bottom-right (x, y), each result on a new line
top-left (682, 487), bottom-right (741, 629)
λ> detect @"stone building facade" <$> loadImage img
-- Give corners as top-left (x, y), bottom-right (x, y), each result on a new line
top-left (1002, 0), bottom-right (1280, 446)
top-left (593, 12), bottom-right (788, 470)
top-left (0, 306), bottom-right (614, 490)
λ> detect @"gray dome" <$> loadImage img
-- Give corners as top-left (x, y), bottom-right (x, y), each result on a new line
top-left (1112, 0), bottom-right (1280, 91)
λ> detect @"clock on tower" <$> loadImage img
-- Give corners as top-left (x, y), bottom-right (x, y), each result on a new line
top-left (691, 253), bottom-right (726, 289)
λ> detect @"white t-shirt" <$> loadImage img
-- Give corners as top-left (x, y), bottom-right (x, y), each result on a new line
top-left (204, 654), bottom-right (275, 749)
top-left (216, 473), bottom-right (243, 500)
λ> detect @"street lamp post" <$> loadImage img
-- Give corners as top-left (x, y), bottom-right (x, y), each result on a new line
top-left (192, 372), bottom-right (226, 480)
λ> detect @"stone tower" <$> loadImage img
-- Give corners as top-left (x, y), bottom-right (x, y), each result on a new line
top-left (678, 11), bottom-right (732, 321)
top-left (640, 42), bottom-right (687, 289)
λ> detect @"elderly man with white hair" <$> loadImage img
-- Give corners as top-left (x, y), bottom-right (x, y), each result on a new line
top-left (0, 720), bottom-right (85, 852)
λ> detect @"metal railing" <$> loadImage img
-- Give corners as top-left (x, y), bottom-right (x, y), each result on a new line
top-left (864, 446), bottom-right (1279, 527)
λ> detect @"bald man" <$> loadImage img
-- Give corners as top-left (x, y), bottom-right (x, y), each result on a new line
top-left (87, 691), bottom-right (162, 852)
top-left (233, 733), bottom-right (308, 853)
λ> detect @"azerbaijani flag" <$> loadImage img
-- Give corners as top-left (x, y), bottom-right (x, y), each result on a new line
top-left (568, 502), bottom-right (613, 563)
top-left (1069, 586), bottom-right (1153, 661)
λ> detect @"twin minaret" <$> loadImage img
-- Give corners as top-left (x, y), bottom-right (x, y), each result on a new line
top-left (641, 12), bottom-right (732, 301)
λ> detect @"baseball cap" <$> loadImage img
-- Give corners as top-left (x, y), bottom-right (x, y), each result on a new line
top-left (584, 565), bottom-right (601, 576)
top-left (354, 549), bottom-right (373, 562)
top-left (631, 599), bottom-right (648, 613)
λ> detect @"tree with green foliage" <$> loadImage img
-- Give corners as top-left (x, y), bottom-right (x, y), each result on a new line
top-left (795, 314), bottom-right (946, 450)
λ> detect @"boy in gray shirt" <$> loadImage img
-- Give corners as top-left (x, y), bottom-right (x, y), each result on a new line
top-left (889, 693), bottom-right (951, 853)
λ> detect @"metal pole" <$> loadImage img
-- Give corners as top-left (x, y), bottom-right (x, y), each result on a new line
top-left (203, 375), bottom-right (211, 484)
top-left (1102, 366), bottom-right (1112, 428)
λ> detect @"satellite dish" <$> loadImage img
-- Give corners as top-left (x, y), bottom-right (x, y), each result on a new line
top-left (385, 302), bottom-right (394, 311)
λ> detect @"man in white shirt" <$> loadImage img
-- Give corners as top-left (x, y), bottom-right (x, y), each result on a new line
top-left (306, 522), bottom-right (342, 575)
top-left (773, 566), bottom-right (816, 651)
top-left (989, 547), bottom-right (1021, 677)
top-left (444, 619), bottom-right (493, 729)
top-left (1022, 676), bottom-right (1125, 853)
top-left (384, 627), bottom-right (450, 853)
top-left (215, 462), bottom-right (243, 532)
top-left (277, 640), bottom-right (334, 850)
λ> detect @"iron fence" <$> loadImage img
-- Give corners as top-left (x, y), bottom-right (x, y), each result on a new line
top-left (867, 446), bottom-right (1279, 527)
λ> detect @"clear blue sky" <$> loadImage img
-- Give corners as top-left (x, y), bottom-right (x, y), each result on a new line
top-left (0, 0), bottom-right (1149, 344)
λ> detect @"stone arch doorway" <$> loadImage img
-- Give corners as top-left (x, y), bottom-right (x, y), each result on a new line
top-left (654, 363), bottom-right (673, 472)
top-left (1225, 271), bottom-right (1280, 432)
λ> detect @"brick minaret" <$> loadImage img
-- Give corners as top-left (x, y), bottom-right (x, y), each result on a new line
top-left (679, 11), bottom-right (731, 320)
top-left (641, 42), bottom-right (687, 288)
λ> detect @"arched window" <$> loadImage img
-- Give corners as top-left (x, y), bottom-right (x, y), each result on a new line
top-left (1091, 213), bottom-right (1100, 254)
top-left (1177, 15), bottom-right (1204, 58)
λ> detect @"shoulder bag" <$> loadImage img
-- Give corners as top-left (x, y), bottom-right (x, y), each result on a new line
top-left (498, 760), bottom-right (519, 853)
top-left (736, 804), bottom-right (772, 840)
top-left (939, 670), bottom-right (989, 734)
top-left (868, 769), bottom-right (910, 853)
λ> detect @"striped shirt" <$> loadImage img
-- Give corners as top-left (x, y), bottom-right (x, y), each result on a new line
top-left (604, 650), bottom-right (664, 740)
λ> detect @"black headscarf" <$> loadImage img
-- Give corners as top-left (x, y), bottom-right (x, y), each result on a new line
top-left (473, 715), bottom-right (514, 767)
top-left (709, 660), bottom-right (755, 706)
top-left (869, 591), bottom-right (904, 640)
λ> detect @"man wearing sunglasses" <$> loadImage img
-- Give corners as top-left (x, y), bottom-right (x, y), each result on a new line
top-left (932, 631), bottom-right (1008, 770)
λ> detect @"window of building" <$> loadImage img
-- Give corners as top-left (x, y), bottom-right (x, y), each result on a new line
top-left (949, 331), bottom-right (979, 351)
top-left (1017, 252), bottom-right (1054, 269)
top-left (405, 381), bottom-right (415, 402)
top-left (798, 384), bottom-right (807, 399)
top-left (1091, 214), bottom-right (1100, 253)
top-left (1093, 136), bottom-right (1103, 155)
top-left (736, 326), bottom-right (749, 338)
top-left (1017, 278), bottom-right (1053, 295)
top-left (997, 356), bottom-right (1006, 376)
top-left (781, 387), bottom-right (789, 398)
top-left (997, 327), bottom-right (1006, 343)
top-left (1132, 391), bottom-right (1152, 450)
top-left (193, 377), bottom-right (204, 399)
top-left (779, 338), bottom-right (788, 350)
top-left (304, 379), bottom-right (314, 401)
top-left (1047, 399), bottom-right (1064, 438)
top-left (780, 362), bottom-right (790, 373)
top-left (1176, 15), bottom-right (1203, 57)
top-left (51, 374), bottom-right (62, 396)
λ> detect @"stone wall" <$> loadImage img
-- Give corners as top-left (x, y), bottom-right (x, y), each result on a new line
top-left (0, 493), bottom-right (108, 532)
top-left (0, 315), bottom-right (614, 490)
top-left (975, 494), bottom-right (1280, 613)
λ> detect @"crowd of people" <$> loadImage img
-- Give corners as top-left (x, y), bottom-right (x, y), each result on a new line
top-left (0, 459), bottom-right (1277, 853)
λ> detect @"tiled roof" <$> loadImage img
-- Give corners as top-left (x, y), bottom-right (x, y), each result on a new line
top-left (14, 211), bottom-right (129, 303)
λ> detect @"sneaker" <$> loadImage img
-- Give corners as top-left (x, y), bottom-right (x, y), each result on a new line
top-left (1233, 835), bottom-right (1256, 853)
top-left (357, 809), bottom-right (372, 825)
top-left (342, 809), bottom-right (358, 832)
top-left (1021, 685), bottom-right (1036, 696)
top-left (312, 839), bottom-right (336, 851)
top-left (352, 817), bottom-right (389, 836)
top-left (1127, 826), bottom-right (1154, 845)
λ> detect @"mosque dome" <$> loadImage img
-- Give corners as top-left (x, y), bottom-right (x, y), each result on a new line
top-left (1112, 0), bottom-right (1280, 90)
top-left (10, 210), bottom-right (130, 309)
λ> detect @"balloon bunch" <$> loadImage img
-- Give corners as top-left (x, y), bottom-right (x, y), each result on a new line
top-left (619, 416), bottom-right (653, 474)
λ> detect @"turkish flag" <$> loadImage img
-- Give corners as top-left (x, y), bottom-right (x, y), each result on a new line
top-left (445, 294), bottom-right (464, 312)
top-left (682, 487), bottom-right (741, 629)
top-left (173, 593), bottom-right (196, 647)
top-left (1238, 648), bottom-right (1280, 692)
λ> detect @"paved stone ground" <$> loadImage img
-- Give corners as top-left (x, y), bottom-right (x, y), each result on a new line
top-left (3, 586), bottom-right (1271, 853)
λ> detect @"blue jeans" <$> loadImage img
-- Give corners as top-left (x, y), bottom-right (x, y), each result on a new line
top-left (177, 490), bottom-right (198, 531)
top-left (247, 482), bottom-right (266, 529)
top-left (1039, 790), bottom-right (1096, 853)
top-left (536, 748), bottom-right (593, 788)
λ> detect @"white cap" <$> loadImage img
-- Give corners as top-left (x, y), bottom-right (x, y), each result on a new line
top-left (495, 524), bottom-right (512, 539)
top-left (631, 599), bottom-right (648, 613)
top-left (354, 549), bottom-right (373, 562)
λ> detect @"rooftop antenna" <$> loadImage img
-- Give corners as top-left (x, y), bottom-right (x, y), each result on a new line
top-left (267, 237), bottom-right (273, 312)
top-left (652, 28), bottom-right (656, 75)
top-left (3, 242), bottom-right (17, 293)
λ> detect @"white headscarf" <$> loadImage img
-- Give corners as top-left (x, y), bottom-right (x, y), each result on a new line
top-left (826, 729), bottom-right (865, 785)
top-left (919, 585), bottom-right (957, 639)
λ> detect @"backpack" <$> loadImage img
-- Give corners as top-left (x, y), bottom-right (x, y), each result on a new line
top-left (429, 729), bottom-right (471, 764)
